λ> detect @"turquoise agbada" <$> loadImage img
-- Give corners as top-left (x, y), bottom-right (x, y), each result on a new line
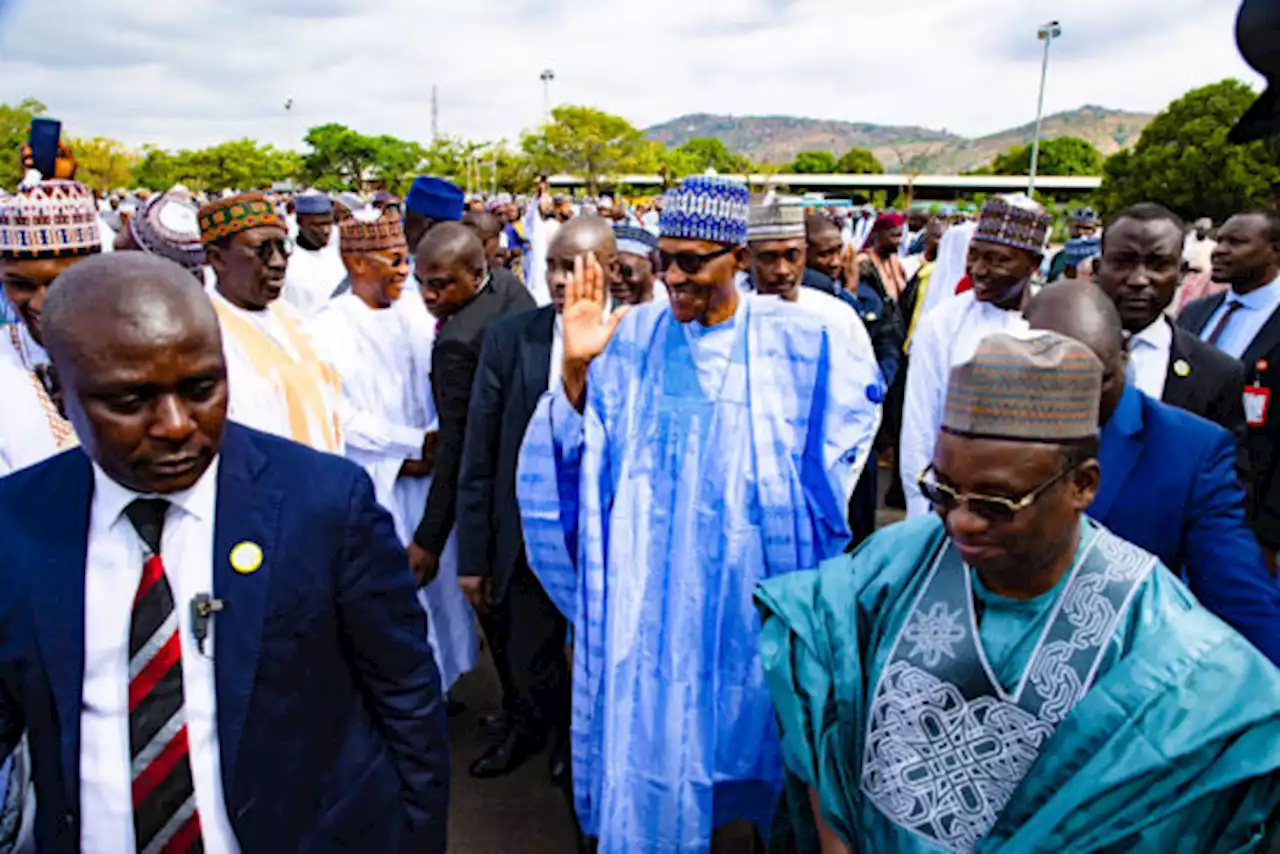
top-left (756, 516), bottom-right (1280, 853)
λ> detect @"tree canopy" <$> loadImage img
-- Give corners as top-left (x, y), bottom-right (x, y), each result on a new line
top-left (835, 147), bottom-right (884, 174)
top-left (791, 150), bottom-right (838, 174)
top-left (1095, 79), bottom-right (1280, 222)
top-left (521, 106), bottom-right (661, 193)
top-left (668, 137), bottom-right (750, 175)
top-left (989, 136), bottom-right (1103, 176)
top-left (0, 98), bottom-right (46, 190)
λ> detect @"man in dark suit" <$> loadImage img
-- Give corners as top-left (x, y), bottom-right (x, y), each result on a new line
top-left (457, 218), bottom-right (617, 783)
top-left (1094, 203), bottom-right (1248, 443)
top-left (409, 223), bottom-right (535, 585)
top-left (0, 254), bottom-right (448, 854)
top-left (1178, 210), bottom-right (1280, 568)
top-left (1029, 280), bottom-right (1280, 664)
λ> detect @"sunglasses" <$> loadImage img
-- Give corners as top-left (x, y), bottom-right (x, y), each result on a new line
top-left (917, 463), bottom-right (1072, 524)
top-left (659, 247), bottom-right (734, 276)
top-left (366, 253), bottom-right (408, 270)
top-left (249, 237), bottom-right (294, 263)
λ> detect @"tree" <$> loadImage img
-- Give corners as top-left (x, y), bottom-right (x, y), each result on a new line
top-left (132, 145), bottom-right (180, 191)
top-left (835, 147), bottom-right (884, 174)
top-left (67, 136), bottom-right (137, 192)
top-left (521, 106), bottom-right (655, 194)
top-left (0, 98), bottom-right (47, 190)
top-left (791, 150), bottom-right (838, 174)
top-left (303, 123), bottom-right (379, 190)
top-left (672, 137), bottom-right (749, 174)
top-left (1096, 79), bottom-right (1280, 222)
top-left (989, 136), bottom-right (1103, 176)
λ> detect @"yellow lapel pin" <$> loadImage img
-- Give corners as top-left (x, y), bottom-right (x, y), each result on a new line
top-left (1173, 359), bottom-right (1191, 378)
top-left (230, 541), bottom-right (263, 574)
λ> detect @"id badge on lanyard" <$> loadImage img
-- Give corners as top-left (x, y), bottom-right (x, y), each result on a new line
top-left (1246, 359), bottom-right (1271, 428)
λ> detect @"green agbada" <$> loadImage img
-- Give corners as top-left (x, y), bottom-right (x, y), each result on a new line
top-left (756, 516), bottom-right (1280, 853)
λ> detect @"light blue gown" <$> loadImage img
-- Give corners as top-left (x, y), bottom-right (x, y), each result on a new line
top-left (756, 516), bottom-right (1280, 853)
top-left (517, 297), bottom-right (883, 852)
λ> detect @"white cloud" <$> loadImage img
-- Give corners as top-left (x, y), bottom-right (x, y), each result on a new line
top-left (0, 0), bottom-right (1262, 152)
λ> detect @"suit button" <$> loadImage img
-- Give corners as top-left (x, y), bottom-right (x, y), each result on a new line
top-left (62, 811), bottom-right (75, 827)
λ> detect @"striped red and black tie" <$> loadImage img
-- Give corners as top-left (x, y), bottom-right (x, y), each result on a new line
top-left (125, 498), bottom-right (203, 854)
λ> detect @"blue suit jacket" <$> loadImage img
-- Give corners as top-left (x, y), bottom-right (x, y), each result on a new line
top-left (0, 424), bottom-right (449, 853)
top-left (1093, 386), bottom-right (1280, 664)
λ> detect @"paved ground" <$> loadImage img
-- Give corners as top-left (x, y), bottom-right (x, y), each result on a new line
top-left (446, 649), bottom-right (578, 853)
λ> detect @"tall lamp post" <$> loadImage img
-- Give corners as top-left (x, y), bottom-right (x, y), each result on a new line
top-left (540, 69), bottom-right (556, 123)
top-left (1028, 20), bottom-right (1062, 196)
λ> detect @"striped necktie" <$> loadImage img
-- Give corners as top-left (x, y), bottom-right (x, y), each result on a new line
top-left (124, 498), bottom-right (203, 854)
top-left (1206, 299), bottom-right (1244, 347)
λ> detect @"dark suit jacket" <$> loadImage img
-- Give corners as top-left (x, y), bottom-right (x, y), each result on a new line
top-left (457, 305), bottom-right (555, 601)
top-left (415, 278), bottom-right (535, 554)
top-left (1091, 386), bottom-right (1280, 664)
top-left (0, 424), bottom-right (449, 853)
top-left (1179, 293), bottom-right (1280, 547)
top-left (1164, 322), bottom-right (1249, 456)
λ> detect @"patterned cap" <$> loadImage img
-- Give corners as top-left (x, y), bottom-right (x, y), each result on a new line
top-left (943, 331), bottom-right (1102, 443)
top-left (129, 188), bottom-right (205, 274)
top-left (1063, 235), bottom-right (1102, 268)
top-left (198, 192), bottom-right (284, 245)
top-left (747, 194), bottom-right (806, 242)
top-left (614, 223), bottom-right (659, 257)
top-left (660, 176), bottom-right (750, 245)
top-left (973, 194), bottom-right (1053, 256)
top-left (0, 180), bottom-right (102, 260)
top-left (340, 207), bottom-right (408, 256)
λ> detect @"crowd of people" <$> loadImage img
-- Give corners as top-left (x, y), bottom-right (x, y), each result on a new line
top-left (1, 140), bottom-right (1280, 854)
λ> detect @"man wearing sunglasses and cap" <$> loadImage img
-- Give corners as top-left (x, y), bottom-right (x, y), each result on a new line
top-left (516, 175), bottom-right (882, 852)
top-left (758, 329), bottom-right (1280, 854)
top-left (201, 192), bottom-right (342, 454)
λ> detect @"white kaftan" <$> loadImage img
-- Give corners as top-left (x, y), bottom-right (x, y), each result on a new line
top-left (0, 325), bottom-right (77, 476)
top-left (522, 204), bottom-right (559, 308)
top-left (899, 290), bottom-right (1028, 517)
top-left (281, 242), bottom-right (347, 319)
top-left (309, 293), bottom-right (478, 690)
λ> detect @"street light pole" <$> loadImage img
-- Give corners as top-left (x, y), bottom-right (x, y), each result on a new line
top-left (540, 69), bottom-right (555, 123)
top-left (1028, 20), bottom-right (1062, 196)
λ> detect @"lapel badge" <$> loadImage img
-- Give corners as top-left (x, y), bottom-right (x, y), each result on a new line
top-left (1173, 359), bottom-right (1191, 378)
top-left (230, 541), bottom-right (264, 574)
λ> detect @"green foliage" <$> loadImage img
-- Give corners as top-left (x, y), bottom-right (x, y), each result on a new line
top-left (989, 136), bottom-right (1103, 176)
top-left (791, 150), bottom-right (838, 174)
top-left (132, 139), bottom-right (298, 193)
top-left (68, 136), bottom-right (137, 192)
top-left (670, 137), bottom-right (749, 175)
top-left (1095, 79), bottom-right (1280, 222)
top-left (0, 98), bottom-right (47, 190)
top-left (835, 147), bottom-right (884, 174)
top-left (521, 106), bottom-right (656, 193)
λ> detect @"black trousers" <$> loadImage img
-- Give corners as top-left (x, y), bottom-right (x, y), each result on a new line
top-left (479, 556), bottom-right (570, 741)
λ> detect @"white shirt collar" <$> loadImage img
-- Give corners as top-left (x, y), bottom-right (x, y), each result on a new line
top-left (1131, 315), bottom-right (1172, 350)
top-left (91, 456), bottom-right (219, 529)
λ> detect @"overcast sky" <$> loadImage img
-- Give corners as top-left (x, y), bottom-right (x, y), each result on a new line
top-left (0, 0), bottom-right (1259, 152)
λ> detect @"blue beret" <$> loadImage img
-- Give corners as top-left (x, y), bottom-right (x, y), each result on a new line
top-left (405, 176), bottom-right (464, 222)
top-left (294, 191), bottom-right (332, 216)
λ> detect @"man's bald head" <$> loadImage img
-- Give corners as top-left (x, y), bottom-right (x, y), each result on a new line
top-left (1025, 279), bottom-right (1126, 424)
top-left (44, 253), bottom-right (221, 369)
top-left (44, 253), bottom-right (228, 495)
top-left (414, 221), bottom-right (485, 273)
top-left (547, 217), bottom-right (619, 313)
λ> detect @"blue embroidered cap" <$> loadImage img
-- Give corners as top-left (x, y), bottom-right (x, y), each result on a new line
top-left (614, 223), bottom-right (659, 257)
top-left (293, 191), bottom-right (332, 216)
top-left (659, 176), bottom-right (750, 245)
top-left (405, 176), bottom-right (465, 222)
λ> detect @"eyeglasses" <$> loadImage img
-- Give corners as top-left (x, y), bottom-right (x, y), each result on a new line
top-left (365, 253), bottom-right (408, 270)
top-left (659, 247), bottom-right (734, 275)
top-left (250, 237), bottom-right (293, 263)
top-left (917, 463), bottom-right (1072, 524)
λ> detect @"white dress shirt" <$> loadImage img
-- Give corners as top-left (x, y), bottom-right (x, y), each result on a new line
top-left (549, 314), bottom-right (564, 395)
top-left (1197, 275), bottom-right (1280, 361)
top-left (1127, 316), bottom-right (1174, 400)
top-left (81, 461), bottom-right (240, 854)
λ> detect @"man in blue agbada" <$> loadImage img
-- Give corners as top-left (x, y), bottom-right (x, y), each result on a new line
top-left (757, 330), bottom-right (1280, 854)
top-left (516, 176), bottom-right (884, 852)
